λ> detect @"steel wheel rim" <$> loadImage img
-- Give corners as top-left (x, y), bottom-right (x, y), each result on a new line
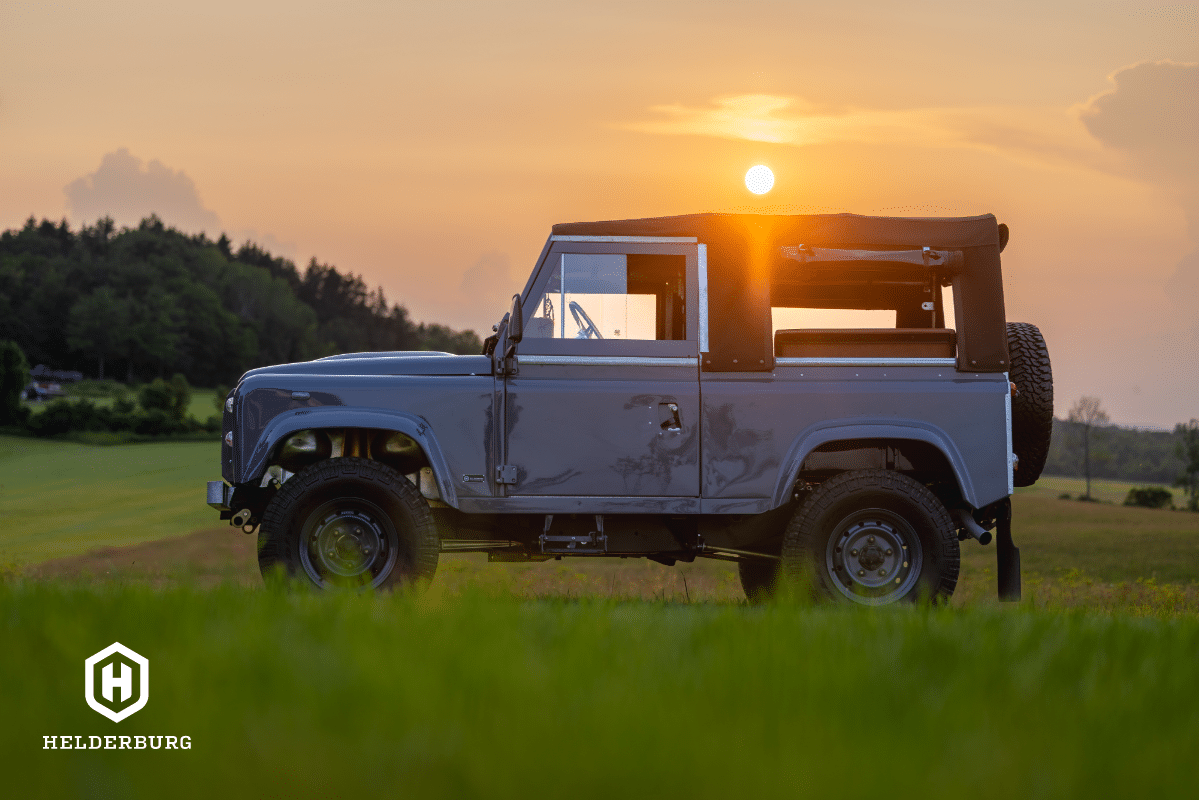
top-left (299, 498), bottom-right (399, 589)
top-left (825, 508), bottom-right (923, 605)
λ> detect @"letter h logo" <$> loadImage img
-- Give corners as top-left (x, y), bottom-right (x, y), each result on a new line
top-left (85, 643), bottom-right (149, 722)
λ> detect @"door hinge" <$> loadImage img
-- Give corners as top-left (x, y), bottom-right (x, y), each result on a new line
top-left (496, 465), bottom-right (519, 485)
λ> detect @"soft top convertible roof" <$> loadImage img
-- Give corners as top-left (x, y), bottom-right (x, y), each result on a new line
top-left (552, 212), bottom-right (1001, 250)
top-left (551, 212), bottom-right (1009, 373)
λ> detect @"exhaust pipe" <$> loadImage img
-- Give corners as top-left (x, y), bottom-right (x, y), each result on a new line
top-left (950, 509), bottom-right (992, 545)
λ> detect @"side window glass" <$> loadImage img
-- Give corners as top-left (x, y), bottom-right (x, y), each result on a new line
top-left (527, 253), bottom-right (686, 341)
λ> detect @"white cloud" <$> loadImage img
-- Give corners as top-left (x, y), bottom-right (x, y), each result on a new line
top-left (64, 148), bottom-right (222, 235)
top-left (1077, 60), bottom-right (1198, 235)
top-left (1077, 60), bottom-right (1198, 176)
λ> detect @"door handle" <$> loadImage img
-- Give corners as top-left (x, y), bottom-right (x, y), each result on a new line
top-left (659, 402), bottom-right (682, 432)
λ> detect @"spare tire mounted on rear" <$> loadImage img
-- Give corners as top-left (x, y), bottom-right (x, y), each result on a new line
top-left (1006, 322), bottom-right (1053, 488)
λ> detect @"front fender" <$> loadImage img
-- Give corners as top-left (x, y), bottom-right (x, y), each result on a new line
top-left (771, 419), bottom-right (977, 508)
top-left (243, 406), bottom-right (460, 508)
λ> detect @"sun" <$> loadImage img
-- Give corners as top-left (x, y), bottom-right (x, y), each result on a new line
top-left (744, 165), bottom-right (774, 195)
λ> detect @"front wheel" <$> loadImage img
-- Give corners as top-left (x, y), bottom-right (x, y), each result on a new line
top-left (780, 470), bottom-right (959, 605)
top-left (258, 458), bottom-right (439, 590)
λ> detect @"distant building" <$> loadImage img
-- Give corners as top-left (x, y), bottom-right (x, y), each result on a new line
top-left (24, 364), bottom-right (84, 400)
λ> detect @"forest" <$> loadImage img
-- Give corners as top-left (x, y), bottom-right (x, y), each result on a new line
top-left (0, 216), bottom-right (481, 387)
top-left (1044, 417), bottom-right (1193, 486)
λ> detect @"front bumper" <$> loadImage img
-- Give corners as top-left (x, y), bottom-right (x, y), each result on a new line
top-left (207, 480), bottom-right (233, 511)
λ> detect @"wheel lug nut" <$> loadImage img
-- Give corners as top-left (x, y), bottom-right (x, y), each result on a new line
top-left (850, 549), bottom-right (858, 557)
top-left (857, 569), bottom-right (865, 577)
top-left (878, 569), bottom-right (886, 576)
top-left (886, 548), bottom-right (893, 556)
top-left (868, 535), bottom-right (875, 543)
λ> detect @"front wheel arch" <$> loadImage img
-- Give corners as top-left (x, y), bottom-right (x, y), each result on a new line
top-left (244, 409), bottom-right (460, 506)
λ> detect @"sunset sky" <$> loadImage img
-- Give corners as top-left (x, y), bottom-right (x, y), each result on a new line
top-left (2, 1), bottom-right (1196, 427)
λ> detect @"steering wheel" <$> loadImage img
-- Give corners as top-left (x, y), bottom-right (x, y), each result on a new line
top-left (568, 301), bottom-right (603, 339)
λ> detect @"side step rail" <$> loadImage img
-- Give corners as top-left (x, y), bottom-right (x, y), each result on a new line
top-left (539, 515), bottom-right (608, 555)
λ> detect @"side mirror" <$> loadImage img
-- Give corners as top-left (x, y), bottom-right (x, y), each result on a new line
top-left (508, 294), bottom-right (523, 343)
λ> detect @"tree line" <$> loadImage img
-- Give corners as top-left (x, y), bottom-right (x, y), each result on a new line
top-left (1044, 413), bottom-right (1197, 503)
top-left (0, 216), bottom-right (481, 387)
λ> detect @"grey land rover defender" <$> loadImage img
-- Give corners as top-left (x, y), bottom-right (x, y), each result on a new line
top-left (207, 212), bottom-right (1053, 605)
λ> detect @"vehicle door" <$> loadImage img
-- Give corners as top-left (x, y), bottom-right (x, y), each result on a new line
top-left (503, 237), bottom-right (701, 500)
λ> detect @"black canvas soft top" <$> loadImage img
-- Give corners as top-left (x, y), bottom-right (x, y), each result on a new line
top-left (550, 212), bottom-right (1009, 373)
top-left (552, 211), bottom-right (1001, 249)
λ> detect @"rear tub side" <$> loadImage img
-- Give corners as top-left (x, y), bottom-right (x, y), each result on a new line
top-left (701, 364), bottom-right (1011, 512)
top-left (225, 372), bottom-right (495, 508)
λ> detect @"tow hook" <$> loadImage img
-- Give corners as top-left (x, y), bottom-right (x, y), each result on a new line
top-left (231, 509), bottom-right (257, 533)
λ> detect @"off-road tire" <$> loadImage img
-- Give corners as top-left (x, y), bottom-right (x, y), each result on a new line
top-left (1007, 322), bottom-right (1054, 487)
top-left (780, 470), bottom-right (959, 605)
top-left (738, 560), bottom-right (781, 604)
top-left (258, 457), bottom-right (439, 590)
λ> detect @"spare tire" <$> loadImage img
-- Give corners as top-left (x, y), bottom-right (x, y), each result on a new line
top-left (1007, 322), bottom-right (1053, 487)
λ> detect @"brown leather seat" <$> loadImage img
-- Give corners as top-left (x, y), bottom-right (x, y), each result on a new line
top-left (774, 328), bottom-right (957, 358)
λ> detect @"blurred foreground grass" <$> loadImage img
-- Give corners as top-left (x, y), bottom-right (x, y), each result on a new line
top-left (2, 584), bottom-right (1195, 800)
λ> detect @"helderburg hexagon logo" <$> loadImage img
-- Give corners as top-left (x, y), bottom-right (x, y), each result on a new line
top-left (85, 643), bottom-right (149, 722)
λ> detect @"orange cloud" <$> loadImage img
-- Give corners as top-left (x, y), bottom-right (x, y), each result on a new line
top-left (1077, 60), bottom-right (1198, 183)
top-left (621, 94), bottom-right (1114, 173)
top-left (65, 148), bottom-right (221, 233)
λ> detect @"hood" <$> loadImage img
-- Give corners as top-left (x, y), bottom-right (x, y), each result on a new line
top-left (241, 351), bottom-right (492, 379)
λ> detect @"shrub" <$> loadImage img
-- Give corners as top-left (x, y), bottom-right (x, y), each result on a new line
top-left (1123, 486), bottom-right (1173, 509)
top-left (65, 379), bottom-right (127, 399)
top-left (133, 408), bottom-right (184, 436)
top-left (139, 375), bottom-right (190, 421)
top-left (214, 385), bottom-right (231, 415)
top-left (168, 373), bottom-right (191, 419)
top-left (138, 379), bottom-right (174, 415)
top-left (26, 398), bottom-right (107, 436)
top-left (26, 393), bottom-right (207, 439)
top-left (0, 340), bottom-right (31, 427)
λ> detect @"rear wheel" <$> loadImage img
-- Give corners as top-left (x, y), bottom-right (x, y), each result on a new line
top-left (258, 458), bottom-right (439, 590)
top-left (781, 470), bottom-right (959, 605)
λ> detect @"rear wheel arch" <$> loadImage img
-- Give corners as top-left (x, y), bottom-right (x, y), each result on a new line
top-left (775, 428), bottom-right (974, 508)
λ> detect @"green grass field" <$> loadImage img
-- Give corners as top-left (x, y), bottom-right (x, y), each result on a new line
top-left (2, 437), bottom-right (1197, 798)
top-left (0, 436), bottom-right (219, 564)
